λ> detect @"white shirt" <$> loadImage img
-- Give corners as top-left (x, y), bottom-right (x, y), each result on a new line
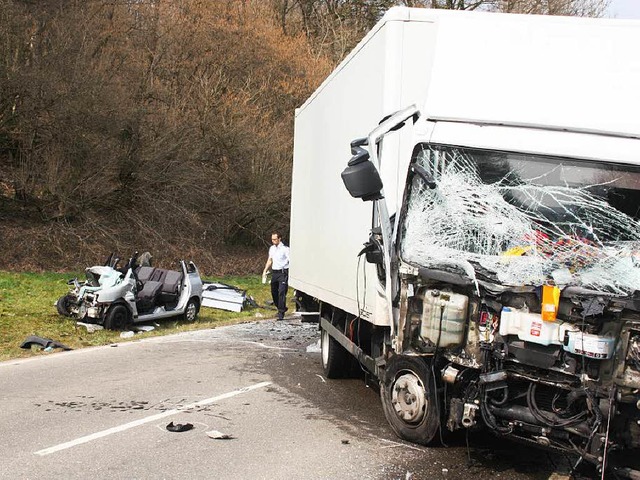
top-left (269, 243), bottom-right (290, 270)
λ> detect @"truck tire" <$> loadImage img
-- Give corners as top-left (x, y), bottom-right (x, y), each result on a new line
top-left (321, 326), bottom-right (349, 379)
top-left (103, 304), bottom-right (130, 331)
top-left (380, 355), bottom-right (440, 445)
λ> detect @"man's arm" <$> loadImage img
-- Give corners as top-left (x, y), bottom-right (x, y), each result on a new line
top-left (263, 257), bottom-right (273, 275)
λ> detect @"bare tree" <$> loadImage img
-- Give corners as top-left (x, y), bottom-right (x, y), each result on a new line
top-left (0, 0), bottom-right (331, 271)
top-left (491, 0), bottom-right (609, 15)
top-left (273, 0), bottom-right (608, 65)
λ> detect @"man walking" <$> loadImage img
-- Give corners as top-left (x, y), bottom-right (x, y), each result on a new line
top-left (263, 232), bottom-right (290, 321)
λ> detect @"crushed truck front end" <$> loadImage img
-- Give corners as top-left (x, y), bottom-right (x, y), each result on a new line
top-left (387, 132), bottom-right (640, 474)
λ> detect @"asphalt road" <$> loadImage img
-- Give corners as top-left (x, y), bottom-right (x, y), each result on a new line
top-left (0, 316), bottom-right (579, 480)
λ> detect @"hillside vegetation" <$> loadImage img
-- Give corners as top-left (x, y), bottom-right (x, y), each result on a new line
top-left (0, 0), bottom-right (607, 274)
top-left (0, 1), bottom-right (332, 273)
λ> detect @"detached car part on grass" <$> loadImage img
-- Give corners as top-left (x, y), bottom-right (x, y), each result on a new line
top-left (57, 253), bottom-right (203, 330)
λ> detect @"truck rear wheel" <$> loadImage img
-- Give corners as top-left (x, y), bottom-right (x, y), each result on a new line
top-left (321, 326), bottom-right (349, 378)
top-left (380, 355), bottom-right (440, 445)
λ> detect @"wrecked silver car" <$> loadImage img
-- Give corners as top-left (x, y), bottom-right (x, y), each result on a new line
top-left (56, 253), bottom-right (203, 329)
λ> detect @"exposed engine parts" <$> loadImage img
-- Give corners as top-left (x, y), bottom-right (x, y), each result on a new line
top-left (397, 273), bottom-right (640, 475)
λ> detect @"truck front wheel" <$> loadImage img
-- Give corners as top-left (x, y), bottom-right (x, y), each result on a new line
top-left (380, 355), bottom-right (440, 445)
top-left (321, 326), bottom-right (349, 378)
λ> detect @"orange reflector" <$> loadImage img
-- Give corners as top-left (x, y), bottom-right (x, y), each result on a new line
top-left (541, 284), bottom-right (560, 322)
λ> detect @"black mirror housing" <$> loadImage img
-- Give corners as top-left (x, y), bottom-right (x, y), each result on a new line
top-left (341, 158), bottom-right (383, 201)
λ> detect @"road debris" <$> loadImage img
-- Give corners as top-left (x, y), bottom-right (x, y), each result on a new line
top-left (77, 322), bottom-right (104, 333)
top-left (201, 282), bottom-right (246, 312)
top-left (132, 325), bottom-right (155, 332)
top-left (166, 421), bottom-right (193, 432)
top-left (316, 374), bottom-right (326, 383)
top-left (306, 340), bottom-right (321, 353)
top-left (206, 429), bottom-right (234, 440)
top-left (19, 335), bottom-right (72, 351)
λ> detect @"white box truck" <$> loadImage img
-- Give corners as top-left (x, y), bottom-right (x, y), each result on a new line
top-left (290, 6), bottom-right (640, 476)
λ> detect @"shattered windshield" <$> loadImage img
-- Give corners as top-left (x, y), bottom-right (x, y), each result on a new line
top-left (401, 144), bottom-right (640, 295)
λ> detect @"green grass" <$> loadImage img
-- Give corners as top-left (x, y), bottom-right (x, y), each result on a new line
top-left (0, 271), bottom-right (281, 362)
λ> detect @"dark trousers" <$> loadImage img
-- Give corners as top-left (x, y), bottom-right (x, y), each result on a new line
top-left (271, 270), bottom-right (288, 319)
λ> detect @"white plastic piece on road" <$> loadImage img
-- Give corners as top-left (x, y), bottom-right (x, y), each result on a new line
top-left (119, 331), bottom-right (135, 339)
top-left (206, 429), bottom-right (233, 440)
top-left (306, 340), bottom-right (321, 353)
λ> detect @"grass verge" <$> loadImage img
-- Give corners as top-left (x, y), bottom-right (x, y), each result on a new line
top-left (0, 271), bottom-right (282, 362)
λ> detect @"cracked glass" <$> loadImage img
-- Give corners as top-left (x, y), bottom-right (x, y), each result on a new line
top-left (401, 144), bottom-right (640, 295)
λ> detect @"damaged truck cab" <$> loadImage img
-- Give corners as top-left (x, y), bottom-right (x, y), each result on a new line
top-left (290, 7), bottom-right (640, 476)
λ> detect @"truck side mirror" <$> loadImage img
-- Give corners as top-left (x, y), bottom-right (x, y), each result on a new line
top-left (341, 143), bottom-right (383, 201)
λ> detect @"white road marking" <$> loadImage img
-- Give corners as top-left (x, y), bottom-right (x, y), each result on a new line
top-left (237, 340), bottom-right (297, 351)
top-left (378, 438), bottom-right (426, 452)
top-left (34, 381), bottom-right (271, 456)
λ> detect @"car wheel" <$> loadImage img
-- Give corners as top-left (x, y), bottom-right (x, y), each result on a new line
top-left (321, 326), bottom-right (349, 379)
top-left (183, 298), bottom-right (199, 322)
top-left (56, 295), bottom-right (74, 317)
top-left (104, 304), bottom-right (130, 331)
top-left (380, 355), bottom-right (440, 445)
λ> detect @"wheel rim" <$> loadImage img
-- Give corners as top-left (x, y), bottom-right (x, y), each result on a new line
top-left (390, 371), bottom-right (428, 424)
top-left (321, 328), bottom-right (329, 368)
top-left (114, 309), bottom-right (127, 329)
top-left (186, 302), bottom-right (197, 321)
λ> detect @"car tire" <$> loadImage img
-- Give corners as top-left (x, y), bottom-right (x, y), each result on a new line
top-left (182, 298), bottom-right (200, 322)
top-left (104, 304), bottom-right (130, 331)
top-left (56, 295), bottom-right (74, 317)
top-left (380, 355), bottom-right (440, 445)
